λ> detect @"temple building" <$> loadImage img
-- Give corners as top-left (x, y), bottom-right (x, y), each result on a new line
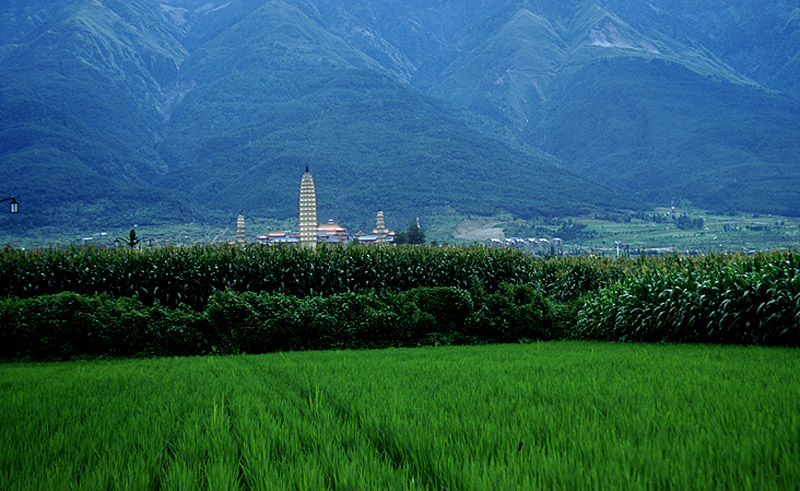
top-left (355, 213), bottom-right (396, 243)
top-left (299, 165), bottom-right (318, 248)
top-left (318, 219), bottom-right (349, 244)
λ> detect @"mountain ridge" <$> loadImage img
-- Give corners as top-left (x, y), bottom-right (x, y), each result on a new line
top-left (1, 0), bottom-right (798, 238)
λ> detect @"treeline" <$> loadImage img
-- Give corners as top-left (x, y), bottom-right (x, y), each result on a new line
top-left (609, 211), bottom-right (705, 229)
top-left (0, 246), bottom-right (798, 360)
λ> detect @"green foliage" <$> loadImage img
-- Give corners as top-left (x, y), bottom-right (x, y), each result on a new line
top-left (528, 255), bottom-right (631, 301)
top-left (2, 343), bottom-right (799, 489)
top-left (203, 289), bottom-right (399, 354)
top-left (577, 251), bottom-right (800, 345)
top-left (0, 292), bottom-right (204, 360)
top-left (393, 221), bottom-right (426, 244)
top-left (2, 245), bottom-right (800, 360)
top-left (468, 283), bottom-right (554, 341)
top-left (675, 214), bottom-right (704, 230)
top-left (1, 284), bottom-right (567, 360)
top-left (394, 286), bottom-right (473, 343)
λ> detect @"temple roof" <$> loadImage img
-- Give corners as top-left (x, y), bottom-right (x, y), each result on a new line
top-left (318, 218), bottom-right (346, 233)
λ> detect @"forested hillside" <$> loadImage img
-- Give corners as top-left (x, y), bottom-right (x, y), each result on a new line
top-left (1, 0), bottom-right (798, 237)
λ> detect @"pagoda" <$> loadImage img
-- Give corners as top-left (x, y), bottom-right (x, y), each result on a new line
top-left (375, 211), bottom-right (386, 244)
top-left (299, 165), bottom-right (318, 248)
top-left (236, 214), bottom-right (246, 246)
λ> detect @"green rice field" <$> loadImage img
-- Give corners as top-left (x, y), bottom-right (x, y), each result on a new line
top-left (2, 342), bottom-right (798, 489)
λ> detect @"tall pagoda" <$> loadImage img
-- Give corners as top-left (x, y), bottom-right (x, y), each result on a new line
top-left (299, 165), bottom-right (318, 248)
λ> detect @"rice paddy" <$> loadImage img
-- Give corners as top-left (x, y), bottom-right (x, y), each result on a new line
top-left (2, 341), bottom-right (798, 489)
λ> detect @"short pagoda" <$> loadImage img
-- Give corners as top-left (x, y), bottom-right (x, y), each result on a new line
top-left (236, 214), bottom-right (246, 246)
top-left (376, 210), bottom-right (386, 244)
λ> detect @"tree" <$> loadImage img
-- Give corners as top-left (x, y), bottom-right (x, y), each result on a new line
top-left (395, 221), bottom-right (425, 244)
top-left (117, 229), bottom-right (141, 248)
top-left (675, 214), bottom-right (704, 230)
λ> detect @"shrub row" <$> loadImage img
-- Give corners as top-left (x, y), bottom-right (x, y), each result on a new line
top-left (0, 283), bottom-right (570, 360)
top-left (0, 293), bottom-right (204, 360)
top-left (577, 251), bottom-right (800, 345)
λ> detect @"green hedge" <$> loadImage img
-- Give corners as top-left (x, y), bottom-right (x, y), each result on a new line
top-left (4, 248), bottom-right (798, 360)
top-left (0, 284), bottom-right (559, 360)
top-left (468, 283), bottom-right (556, 342)
top-left (0, 292), bottom-right (204, 360)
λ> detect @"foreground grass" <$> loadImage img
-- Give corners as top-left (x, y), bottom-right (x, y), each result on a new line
top-left (2, 342), bottom-right (798, 489)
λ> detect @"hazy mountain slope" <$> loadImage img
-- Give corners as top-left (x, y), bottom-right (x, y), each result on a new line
top-left (404, 1), bottom-right (800, 214)
top-left (0, 0), bottom-right (632, 236)
top-left (2, 0), bottom-right (799, 239)
top-left (155, 1), bottom-right (628, 229)
top-left (159, 66), bottom-right (628, 230)
top-left (532, 57), bottom-right (800, 214)
top-left (599, 0), bottom-right (800, 99)
top-left (0, 0), bottom-right (199, 231)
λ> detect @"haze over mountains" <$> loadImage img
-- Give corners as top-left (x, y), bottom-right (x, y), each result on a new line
top-left (1, 0), bottom-right (799, 235)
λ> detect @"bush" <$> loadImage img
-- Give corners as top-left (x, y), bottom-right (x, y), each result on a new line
top-left (203, 290), bottom-right (301, 354)
top-left (0, 291), bottom-right (205, 360)
top-left (468, 283), bottom-right (554, 341)
top-left (548, 299), bottom-right (582, 339)
top-left (297, 293), bottom-right (400, 350)
top-left (392, 287), bottom-right (474, 343)
top-left (145, 304), bottom-right (206, 357)
top-left (203, 289), bottom-right (400, 353)
top-left (0, 293), bottom-right (122, 359)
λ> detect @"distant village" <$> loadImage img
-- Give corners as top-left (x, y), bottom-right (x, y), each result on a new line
top-left (490, 236), bottom-right (563, 254)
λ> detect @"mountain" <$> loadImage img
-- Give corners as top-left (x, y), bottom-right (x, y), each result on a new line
top-left (600, 0), bottom-right (800, 99)
top-left (0, 0), bottom-right (197, 231)
top-left (1, 0), bottom-right (798, 239)
top-left (153, 0), bottom-right (628, 228)
top-left (405, 1), bottom-right (800, 214)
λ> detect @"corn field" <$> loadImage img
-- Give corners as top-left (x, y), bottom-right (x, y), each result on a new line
top-left (577, 251), bottom-right (800, 345)
top-left (0, 244), bottom-right (624, 309)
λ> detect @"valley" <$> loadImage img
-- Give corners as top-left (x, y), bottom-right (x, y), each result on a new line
top-left (3, 205), bottom-right (799, 255)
